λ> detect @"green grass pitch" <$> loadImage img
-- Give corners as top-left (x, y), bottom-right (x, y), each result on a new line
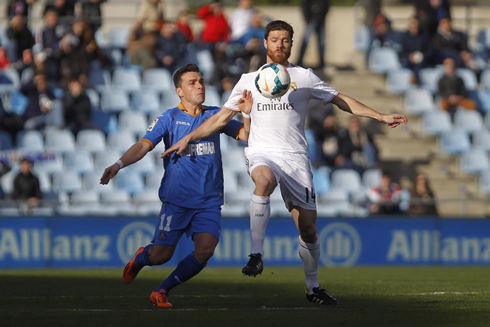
top-left (1, 267), bottom-right (489, 327)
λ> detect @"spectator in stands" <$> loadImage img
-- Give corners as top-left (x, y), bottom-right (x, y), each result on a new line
top-left (62, 78), bottom-right (96, 135)
top-left (21, 74), bottom-right (63, 130)
top-left (175, 11), bottom-right (194, 43)
top-left (43, 0), bottom-right (77, 24)
top-left (415, 0), bottom-right (451, 36)
top-left (196, 1), bottom-right (230, 51)
top-left (313, 114), bottom-right (342, 169)
top-left (433, 17), bottom-right (479, 72)
top-left (339, 117), bottom-right (378, 171)
top-left (236, 12), bottom-right (266, 50)
top-left (438, 57), bottom-right (476, 113)
top-left (408, 173), bottom-right (438, 216)
top-left (35, 9), bottom-right (70, 53)
top-left (126, 21), bottom-right (146, 55)
top-left (229, 0), bottom-right (255, 43)
top-left (0, 48), bottom-right (10, 69)
top-left (71, 19), bottom-right (112, 67)
top-left (155, 22), bottom-right (187, 73)
top-left (6, 14), bottom-right (34, 63)
top-left (401, 17), bottom-right (434, 84)
top-left (368, 173), bottom-right (402, 215)
top-left (361, 0), bottom-right (381, 27)
top-left (129, 32), bottom-right (158, 72)
top-left (12, 158), bottom-right (42, 208)
top-left (137, 0), bottom-right (164, 32)
top-left (6, 0), bottom-right (36, 19)
top-left (79, 0), bottom-right (106, 31)
top-left (55, 33), bottom-right (90, 88)
top-left (297, 0), bottom-right (330, 69)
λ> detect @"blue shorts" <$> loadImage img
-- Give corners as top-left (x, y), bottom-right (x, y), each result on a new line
top-left (152, 202), bottom-right (221, 246)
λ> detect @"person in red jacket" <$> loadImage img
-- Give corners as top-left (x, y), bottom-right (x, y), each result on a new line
top-left (196, 0), bottom-right (230, 51)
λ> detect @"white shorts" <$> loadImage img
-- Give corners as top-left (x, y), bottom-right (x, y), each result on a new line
top-left (244, 147), bottom-right (317, 211)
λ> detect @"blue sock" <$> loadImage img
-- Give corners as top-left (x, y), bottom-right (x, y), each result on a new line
top-left (155, 254), bottom-right (206, 293)
top-left (135, 244), bottom-right (154, 269)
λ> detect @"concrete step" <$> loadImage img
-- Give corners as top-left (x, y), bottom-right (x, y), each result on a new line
top-left (436, 199), bottom-right (487, 217)
top-left (375, 136), bottom-right (437, 161)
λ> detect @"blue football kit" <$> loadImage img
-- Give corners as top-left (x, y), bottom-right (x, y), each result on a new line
top-left (142, 103), bottom-right (243, 246)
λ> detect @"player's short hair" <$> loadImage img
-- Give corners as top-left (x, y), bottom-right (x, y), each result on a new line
top-left (264, 20), bottom-right (294, 41)
top-left (173, 63), bottom-right (200, 88)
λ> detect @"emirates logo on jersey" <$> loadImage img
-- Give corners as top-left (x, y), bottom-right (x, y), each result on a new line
top-left (256, 102), bottom-right (295, 111)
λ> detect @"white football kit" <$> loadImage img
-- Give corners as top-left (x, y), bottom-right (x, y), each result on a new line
top-left (224, 64), bottom-right (338, 210)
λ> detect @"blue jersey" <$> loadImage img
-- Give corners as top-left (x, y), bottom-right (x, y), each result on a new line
top-left (142, 103), bottom-right (243, 209)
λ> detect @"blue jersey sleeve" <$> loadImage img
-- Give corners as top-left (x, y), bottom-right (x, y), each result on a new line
top-left (221, 118), bottom-right (243, 140)
top-left (142, 115), bottom-right (168, 149)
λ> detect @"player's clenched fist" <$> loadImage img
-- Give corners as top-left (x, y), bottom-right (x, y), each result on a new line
top-left (100, 163), bottom-right (120, 185)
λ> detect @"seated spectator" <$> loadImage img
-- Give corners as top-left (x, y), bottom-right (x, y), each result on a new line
top-left (407, 173), bottom-right (438, 216)
top-left (129, 32), bottom-right (158, 71)
top-left (80, 0), bottom-right (106, 32)
top-left (154, 22), bottom-right (187, 73)
top-left (313, 114), bottom-right (341, 168)
top-left (0, 48), bottom-right (10, 69)
top-left (414, 0), bottom-right (451, 36)
top-left (338, 117), bottom-right (378, 171)
top-left (126, 21), bottom-right (146, 55)
top-left (401, 17), bottom-right (434, 84)
top-left (34, 9), bottom-right (69, 53)
top-left (137, 0), bottom-right (164, 32)
top-left (6, 14), bottom-right (34, 63)
top-left (21, 74), bottom-right (63, 130)
top-left (236, 12), bottom-right (266, 50)
top-left (71, 19), bottom-right (112, 67)
top-left (433, 18), bottom-right (479, 72)
top-left (229, 0), bottom-right (255, 43)
top-left (196, 0), bottom-right (230, 51)
top-left (12, 158), bottom-right (42, 209)
top-left (368, 173), bottom-right (402, 215)
top-left (175, 11), bottom-right (194, 42)
top-left (6, 0), bottom-right (36, 19)
top-left (55, 33), bottom-right (91, 88)
top-left (62, 78), bottom-right (97, 135)
top-left (43, 0), bottom-right (76, 25)
top-left (438, 57), bottom-right (476, 113)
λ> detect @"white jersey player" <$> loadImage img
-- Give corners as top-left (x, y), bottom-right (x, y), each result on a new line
top-left (163, 20), bottom-right (408, 306)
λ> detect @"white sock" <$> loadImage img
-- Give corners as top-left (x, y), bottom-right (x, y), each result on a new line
top-left (250, 194), bottom-right (271, 256)
top-left (298, 236), bottom-right (320, 294)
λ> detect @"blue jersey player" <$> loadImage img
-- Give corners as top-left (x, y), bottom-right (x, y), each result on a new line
top-left (100, 63), bottom-right (252, 307)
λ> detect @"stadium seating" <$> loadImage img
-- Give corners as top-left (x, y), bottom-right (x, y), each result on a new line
top-left (0, 68), bottom-right (20, 93)
top-left (162, 90), bottom-right (181, 110)
top-left (204, 86), bottom-right (222, 107)
top-left (473, 129), bottom-right (490, 151)
top-left (118, 111), bottom-right (148, 135)
top-left (312, 166), bottom-right (331, 196)
top-left (131, 90), bottom-right (161, 113)
top-left (456, 68), bottom-right (478, 91)
top-left (319, 190), bottom-right (352, 216)
top-left (454, 109), bottom-right (483, 134)
top-left (95, 151), bottom-right (122, 171)
top-left (85, 88), bottom-right (100, 110)
top-left (386, 68), bottom-right (413, 95)
top-left (331, 169), bottom-right (362, 194)
top-left (354, 25), bottom-right (372, 52)
top-left (481, 69), bottom-right (490, 90)
top-left (16, 130), bottom-right (44, 154)
top-left (0, 131), bottom-right (13, 151)
top-left (362, 169), bottom-right (382, 189)
top-left (479, 170), bottom-right (490, 194)
top-left (115, 170), bottom-right (145, 195)
top-left (77, 129), bottom-right (106, 153)
top-left (107, 26), bottom-right (131, 49)
top-left (403, 87), bottom-right (435, 115)
top-left (82, 172), bottom-right (114, 194)
top-left (196, 50), bottom-right (215, 80)
top-left (88, 70), bottom-right (111, 92)
top-left (145, 171), bottom-right (163, 191)
top-left (91, 111), bottom-right (118, 134)
top-left (52, 171), bottom-right (82, 193)
top-left (101, 89), bottom-right (131, 113)
top-left (34, 155), bottom-right (63, 175)
top-left (100, 190), bottom-right (135, 215)
top-left (440, 129), bottom-right (471, 154)
top-left (419, 67), bottom-right (444, 94)
top-left (130, 154), bottom-right (156, 174)
top-left (0, 166), bottom-right (18, 194)
top-left (367, 47), bottom-right (401, 74)
top-left (107, 131), bottom-right (136, 152)
top-left (8, 90), bottom-right (28, 115)
top-left (133, 190), bottom-right (161, 216)
top-left (460, 149), bottom-right (490, 174)
top-left (112, 68), bottom-right (142, 92)
top-left (45, 129), bottom-right (76, 154)
top-left (477, 90), bottom-right (490, 112)
top-left (422, 110), bottom-right (452, 136)
top-left (64, 151), bottom-right (95, 174)
top-left (142, 68), bottom-right (173, 92)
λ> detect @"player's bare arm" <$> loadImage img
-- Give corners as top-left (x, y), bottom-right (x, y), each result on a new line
top-left (100, 140), bottom-right (152, 185)
top-left (331, 93), bottom-right (408, 128)
top-left (237, 90), bottom-right (253, 141)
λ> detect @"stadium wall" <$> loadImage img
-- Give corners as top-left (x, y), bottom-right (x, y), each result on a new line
top-left (1, 217), bottom-right (490, 268)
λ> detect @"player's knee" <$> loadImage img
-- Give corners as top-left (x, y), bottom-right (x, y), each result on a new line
top-left (254, 175), bottom-right (275, 195)
top-left (299, 226), bottom-right (317, 243)
top-left (194, 247), bottom-right (215, 263)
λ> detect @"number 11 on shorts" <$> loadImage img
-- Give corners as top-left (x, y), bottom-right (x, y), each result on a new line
top-left (159, 214), bottom-right (173, 231)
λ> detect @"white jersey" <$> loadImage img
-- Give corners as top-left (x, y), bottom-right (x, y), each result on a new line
top-left (224, 64), bottom-right (338, 155)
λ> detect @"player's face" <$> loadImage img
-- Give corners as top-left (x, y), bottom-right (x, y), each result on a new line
top-left (177, 71), bottom-right (205, 106)
top-left (264, 30), bottom-right (292, 65)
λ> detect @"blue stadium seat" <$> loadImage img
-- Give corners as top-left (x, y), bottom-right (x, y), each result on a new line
top-left (71, 191), bottom-right (100, 207)
top-left (91, 111), bottom-right (118, 134)
top-left (331, 169), bottom-right (362, 194)
top-left (419, 67), bottom-right (444, 94)
top-left (473, 129), bottom-right (490, 152)
top-left (440, 129), bottom-right (471, 154)
top-left (115, 170), bottom-right (145, 195)
top-left (319, 190), bottom-right (352, 216)
top-left (403, 87), bottom-right (435, 115)
top-left (34, 154), bottom-right (63, 175)
top-left (77, 129), bottom-right (106, 153)
top-left (64, 151), bottom-right (95, 174)
top-left (82, 172), bottom-right (114, 194)
top-left (131, 154), bottom-right (156, 174)
top-left (477, 90), bottom-right (490, 113)
top-left (456, 68), bottom-right (478, 91)
top-left (454, 109), bottom-right (483, 134)
top-left (362, 169), bottom-right (382, 189)
top-left (460, 149), bottom-right (489, 174)
top-left (204, 86), bottom-right (222, 107)
top-left (8, 90), bottom-right (28, 115)
top-left (477, 27), bottom-right (490, 51)
top-left (0, 166), bottom-right (18, 194)
top-left (142, 68), bottom-right (173, 92)
top-left (107, 26), bottom-right (130, 49)
top-left (88, 69), bottom-right (111, 92)
top-left (312, 166), bottom-right (331, 196)
top-left (45, 129), bottom-right (76, 154)
top-left (422, 110), bottom-right (452, 136)
top-left (111, 49), bottom-right (123, 66)
top-left (94, 29), bottom-right (107, 48)
top-left (485, 113), bottom-right (490, 130)
top-left (85, 88), bottom-right (100, 110)
top-left (162, 90), bottom-right (182, 110)
top-left (386, 68), bottom-right (413, 95)
top-left (100, 190), bottom-right (135, 215)
top-left (196, 50), bottom-right (215, 80)
top-left (479, 170), bottom-right (490, 194)
top-left (134, 190), bottom-right (161, 216)
top-left (0, 131), bottom-right (13, 150)
top-left (101, 89), bottom-right (130, 113)
top-left (118, 111), bottom-right (147, 134)
top-left (107, 131), bottom-right (136, 152)
top-left (354, 25), bottom-right (372, 52)
top-left (16, 130), bottom-right (44, 153)
top-left (112, 68), bottom-right (141, 92)
top-left (481, 69), bottom-right (490, 91)
top-left (131, 90), bottom-right (160, 113)
top-left (95, 151), bottom-right (122, 171)
top-left (0, 68), bottom-right (20, 93)
top-left (53, 171), bottom-right (82, 193)
top-left (367, 47), bottom-right (401, 74)
top-left (145, 171), bottom-right (163, 191)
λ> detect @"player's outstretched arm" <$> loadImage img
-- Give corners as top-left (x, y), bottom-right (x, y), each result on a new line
top-left (161, 107), bottom-right (238, 157)
top-left (331, 93), bottom-right (408, 128)
top-left (100, 140), bottom-right (152, 185)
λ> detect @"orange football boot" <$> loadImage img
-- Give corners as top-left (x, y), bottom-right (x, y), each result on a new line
top-left (122, 246), bottom-right (144, 283)
top-left (150, 289), bottom-right (172, 308)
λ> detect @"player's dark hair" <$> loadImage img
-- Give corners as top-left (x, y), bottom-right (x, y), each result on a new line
top-left (173, 63), bottom-right (200, 88)
top-left (264, 20), bottom-right (294, 40)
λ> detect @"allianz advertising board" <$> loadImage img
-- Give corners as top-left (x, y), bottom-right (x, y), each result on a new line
top-left (0, 217), bottom-right (490, 268)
